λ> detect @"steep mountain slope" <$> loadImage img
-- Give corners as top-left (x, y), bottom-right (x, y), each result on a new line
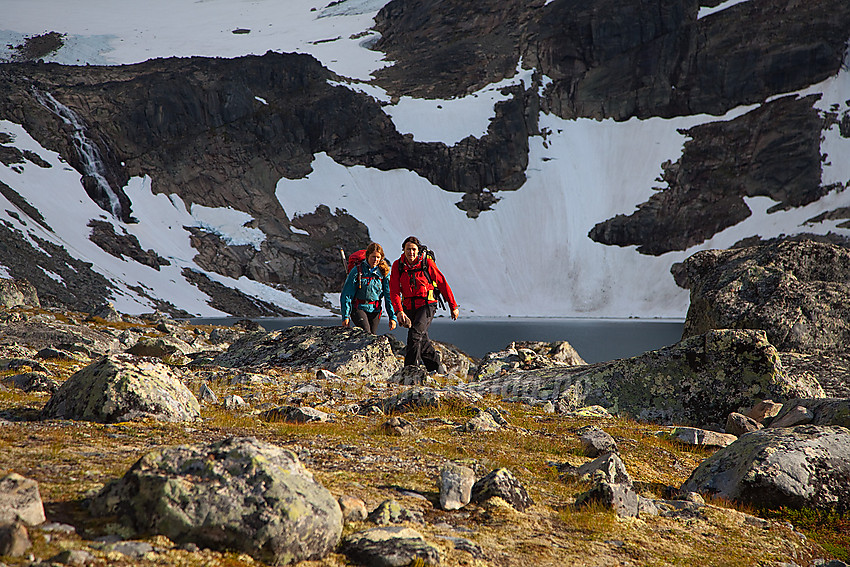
top-left (0, 0), bottom-right (848, 317)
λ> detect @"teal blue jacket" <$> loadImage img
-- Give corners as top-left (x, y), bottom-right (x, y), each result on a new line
top-left (340, 263), bottom-right (397, 322)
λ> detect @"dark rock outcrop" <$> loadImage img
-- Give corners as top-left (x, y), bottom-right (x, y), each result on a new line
top-left (589, 96), bottom-right (828, 255)
top-left (464, 329), bottom-right (824, 426)
top-left (679, 240), bottom-right (850, 354)
top-left (90, 437), bottom-right (342, 565)
top-left (681, 425), bottom-right (850, 512)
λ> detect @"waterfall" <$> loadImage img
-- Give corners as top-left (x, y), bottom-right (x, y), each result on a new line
top-left (32, 87), bottom-right (123, 218)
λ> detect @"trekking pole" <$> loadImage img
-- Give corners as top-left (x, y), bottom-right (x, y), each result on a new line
top-left (339, 248), bottom-right (347, 273)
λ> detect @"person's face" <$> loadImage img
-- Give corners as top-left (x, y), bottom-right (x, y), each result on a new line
top-left (367, 250), bottom-right (381, 268)
top-left (403, 242), bottom-right (419, 263)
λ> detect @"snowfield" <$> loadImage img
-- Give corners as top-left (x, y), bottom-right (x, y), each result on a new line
top-left (1, 0), bottom-right (848, 317)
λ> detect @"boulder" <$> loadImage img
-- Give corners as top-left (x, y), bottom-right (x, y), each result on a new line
top-left (670, 427), bottom-right (738, 448)
top-left (439, 463), bottom-right (475, 510)
top-left (725, 412), bottom-right (762, 436)
top-left (41, 354), bottom-right (200, 423)
top-left (575, 453), bottom-right (632, 487)
top-left (680, 240), bottom-right (850, 354)
top-left (474, 339), bottom-right (585, 381)
top-left (471, 468), bottom-right (533, 512)
top-left (1, 371), bottom-right (59, 394)
top-left (575, 481), bottom-right (639, 518)
top-left (342, 526), bottom-right (440, 567)
top-left (464, 329), bottom-right (823, 426)
top-left (367, 500), bottom-right (423, 525)
top-left (579, 426), bottom-right (618, 457)
top-left (375, 387), bottom-right (482, 414)
top-left (213, 326), bottom-right (401, 380)
top-left (745, 399), bottom-right (783, 423)
top-left (261, 405), bottom-right (331, 423)
top-left (0, 473), bottom-right (45, 526)
top-left (380, 416), bottom-right (420, 437)
top-left (125, 335), bottom-right (191, 359)
top-left (681, 425), bottom-right (850, 512)
top-left (768, 398), bottom-right (850, 429)
top-left (89, 437), bottom-right (342, 565)
top-left (0, 278), bottom-right (39, 308)
top-left (338, 495), bottom-right (367, 524)
top-left (0, 521), bottom-right (30, 557)
top-left (458, 408), bottom-right (502, 432)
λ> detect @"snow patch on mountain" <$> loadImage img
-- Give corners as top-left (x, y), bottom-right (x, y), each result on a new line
top-left (0, 120), bottom-right (330, 316)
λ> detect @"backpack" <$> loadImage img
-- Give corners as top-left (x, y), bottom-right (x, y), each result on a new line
top-left (399, 245), bottom-right (446, 310)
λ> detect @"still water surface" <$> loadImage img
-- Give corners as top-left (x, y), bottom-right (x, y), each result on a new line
top-left (196, 317), bottom-right (685, 363)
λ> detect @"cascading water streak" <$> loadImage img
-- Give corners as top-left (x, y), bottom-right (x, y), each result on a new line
top-left (31, 87), bottom-right (123, 218)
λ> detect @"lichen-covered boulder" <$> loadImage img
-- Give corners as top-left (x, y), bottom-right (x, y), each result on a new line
top-left (213, 326), bottom-right (401, 379)
top-left (681, 425), bottom-right (850, 512)
top-left (0, 278), bottom-right (39, 308)
top-left (464, 329), bottom-right (823, 426)
top-left (342, 526), bottom-right (440, 567)
top-left (679, 240), bottom-right (850, 354)
top-left (89, 437), bottom-right (342, 565)
top-left (41, 354), bottom-right (200, 423)
top-left (474, 340), bottom-right (585, 381)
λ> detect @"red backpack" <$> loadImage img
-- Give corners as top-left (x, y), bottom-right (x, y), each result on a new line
top-left (346, 249), bottom-right (367, 273)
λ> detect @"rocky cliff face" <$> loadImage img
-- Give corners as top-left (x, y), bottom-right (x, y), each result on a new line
top-left (0, 0), bottom-right (848, 315)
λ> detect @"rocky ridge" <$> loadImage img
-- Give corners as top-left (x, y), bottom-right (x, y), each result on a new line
top-left (1, 0), bottom-right (849, 315)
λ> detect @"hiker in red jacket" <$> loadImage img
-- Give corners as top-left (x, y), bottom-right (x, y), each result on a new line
top-left (389, 236), bottom-right (459, 372)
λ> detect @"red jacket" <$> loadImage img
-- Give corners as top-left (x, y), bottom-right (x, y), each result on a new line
top-left (390, 255), bottom-right (458, 313)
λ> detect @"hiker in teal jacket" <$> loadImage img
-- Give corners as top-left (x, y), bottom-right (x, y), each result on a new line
top-left (340, 242), bottom-right (397, 334)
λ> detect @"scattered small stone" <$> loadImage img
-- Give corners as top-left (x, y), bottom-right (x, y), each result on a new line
top-left (223, 394), bottom-right (247, 410)
top-left (558, 404), bottom-right (613, 419)
top-left (101, 540), bottom-right (153, 558)
top-left (670, 427), bottom-right (737, 447)
top-left (746, 399), bottom-right (783, 423)
top-left (367, 499), bottom-right (423, 525)
top-left (769, 405), bottom-right (814, 428)
top-left (0, 521), bottom-right (30, 557)
top-left (677, 491), bottom-right (705, 505)
top-left (726, 412), bottom-right (762, 436)
top-left (439, 463), bottom-right (475, 510)
top-left (198, 382), bottom-right (218, 403)
top-left (542, 400), bottom-right (555, 414)
top-left (575, 452), bottom-right (632, 486)
top-left (0, 473), bottom-right (45, 526)
top-left (261, 405), bottom-right (331, 423)
top-left (471, 468), bottom-right (533, 512)
top-left (458, 408), bottom-right (502, 432)
top-left (435, 535), bottom-right (484, 558)
top-left (381, 416), bottom-right (419, 436)
top-left (579, 426), bottom-right (618, 457)
top-left (316, 369), bottom-right (339, 380)
top-left (338, 495), bottom-right (367, 523)
top-left (1, 371), bottom-right (59, 394)
top-left (49, 549), bottom-right (95, 566)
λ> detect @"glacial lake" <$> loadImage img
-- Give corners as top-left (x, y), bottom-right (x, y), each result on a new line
top-left (195, 317), bottom-right (685, 364)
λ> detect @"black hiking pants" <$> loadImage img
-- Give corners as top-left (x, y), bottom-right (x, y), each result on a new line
top-left (351, 308), bottom-right (380, 334)
top-left (403, 302), bottom-right (439, 371)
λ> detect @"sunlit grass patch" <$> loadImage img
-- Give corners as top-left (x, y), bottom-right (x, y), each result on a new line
top-left (762, 507), bottom-right (850, 561)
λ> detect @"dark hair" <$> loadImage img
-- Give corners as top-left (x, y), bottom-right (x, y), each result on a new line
top-left (402, 236), bottom-right (421, 250)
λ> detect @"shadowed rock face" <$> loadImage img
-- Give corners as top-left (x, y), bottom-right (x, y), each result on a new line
top-left (679, 240), bottom-right (850, 354)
